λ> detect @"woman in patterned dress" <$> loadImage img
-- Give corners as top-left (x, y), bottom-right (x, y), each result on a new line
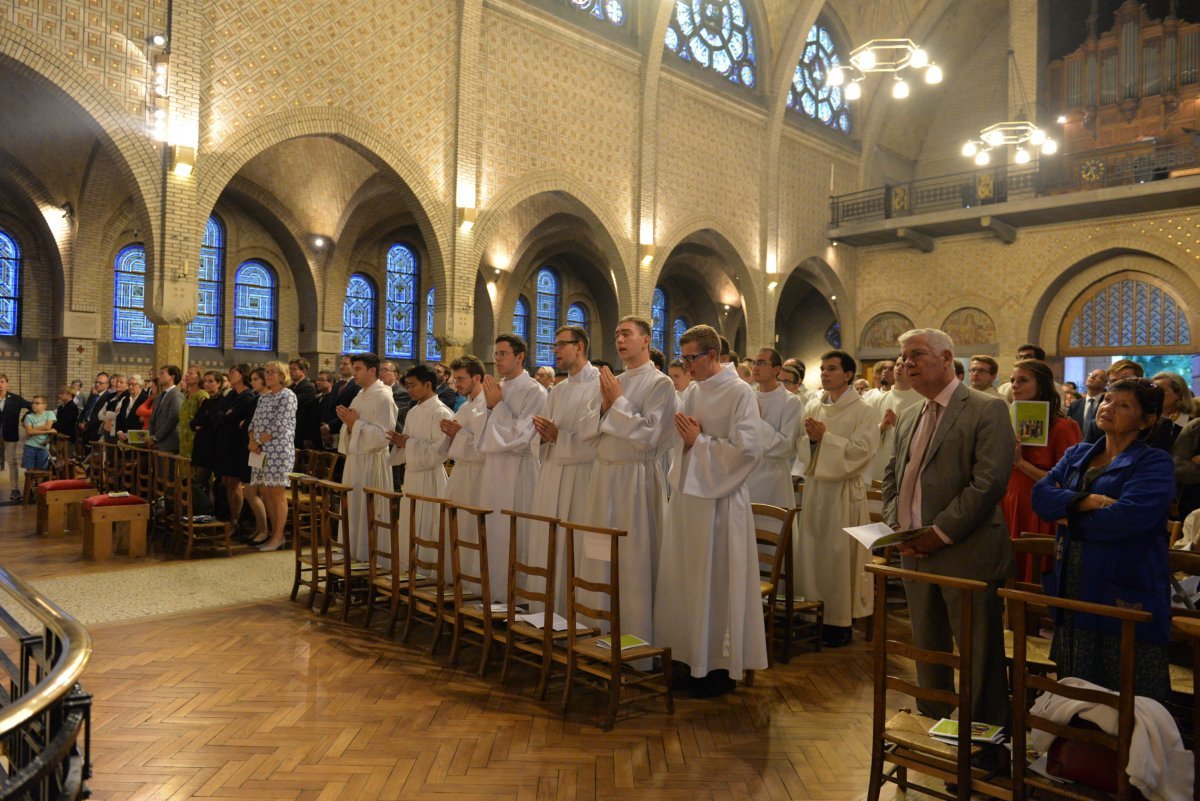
top-left (247, 361), bottom-right (297, 551)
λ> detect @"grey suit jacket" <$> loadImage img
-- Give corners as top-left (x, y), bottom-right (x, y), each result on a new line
top-left (882, 382), bottom-right (1016, 581)
top-left (148, 385), bottom-right (184, 454)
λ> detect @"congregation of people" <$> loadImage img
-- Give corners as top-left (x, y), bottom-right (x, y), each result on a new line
top-left (14, 321), bottom-right (1199, 713)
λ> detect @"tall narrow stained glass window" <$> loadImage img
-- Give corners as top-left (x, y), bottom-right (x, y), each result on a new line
top-left (342, 273), bottom-right (376, 353)
top-left (788, 23), bottom-right (851, 134)
top-left (664, 0), bottom-right (757, 90)
top-left (113, 244), bottom-right (155, 344)
top-left (673, 316), bottom-right (688, 359)
top-left (535, 268), bottom-right (560, 368)
top-left (425, 287), bottom-right (441, 361)
top-left (187, 215), bottom-right (224, 347)
top-left (232, 260), bottom-right (276, 351)
top-left (0, 229), bottom-right (20, 337)
top-left (566, 302), bottom-right (589, 335)
top-left (513, 297), bottom-right (530, 342)
top-left (385, 243), bottom-right (418, 359)
top-left (651, 288), bottom-right (667, 352)
top-left (568, 0), bottom-right (625, 26)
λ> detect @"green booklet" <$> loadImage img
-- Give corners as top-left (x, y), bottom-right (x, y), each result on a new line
top-left (1012, 400), bottom-right (1050, 447)
top-left (927, 718), bottom-right (1005, 743)
top-left (597, 634), bottom-right (649, 650)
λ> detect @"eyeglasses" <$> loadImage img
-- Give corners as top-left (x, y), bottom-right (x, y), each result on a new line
top-left (493, 351), bottom-right (513, 358)
top-left (679, 351), bottom-right (712, 364)
top-left (752, 359), bottom-right (773, 367)
top-left (552, 340), bottom-right (581, 350)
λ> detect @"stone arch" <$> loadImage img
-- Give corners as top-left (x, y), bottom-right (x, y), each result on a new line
top-left (773, 255), bottom-right (847, 365)
top-left (0, 150), bottom-right (66, 325)
top-left (1029, 237), bottom-right (1200, 351)
top-left (653, 218), bottom-right (759, 333)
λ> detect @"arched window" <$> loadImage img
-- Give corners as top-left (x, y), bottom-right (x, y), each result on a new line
top-left (342, 273), bottom-right (376, 353)
top-left (187, 215), bottom-right (224, 348)
top-left (664, 0), bottom-right (758, 90)
top-left (569, 0), bottom-right (625, 26)
top-left (1061, 271), bottom-right (1192, 354)
top-left (385, 243), bottom-right (419, 359)
top-left (513, 296), bottom-right (531, 342)
top-left (232, 260), bottom-right (277, 351)
top-left (535, 268), bottom-right (560, 367)
top-left (0, 228), bottom-right (20, 337)
top-left (425, 287), bottom-right (441, 362)
top-left (113, 244), bottom-right (154, 344)
top-left (673, 316), bottom-right (688, 360)
top-left (651, 288), bottom-right (667, 352)
top-left (788, 22), bottom-right (851, 134)
top-left (566, 302), bottom-right (589, 335)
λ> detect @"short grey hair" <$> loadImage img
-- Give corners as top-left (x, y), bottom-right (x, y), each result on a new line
top-left (898, 328), bottom-right (955, 358)
top-left (536, 366), bottom-right (555, 379)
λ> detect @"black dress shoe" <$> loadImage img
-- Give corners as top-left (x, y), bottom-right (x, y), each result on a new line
top-left (822, 625), bottom-right (854, 648)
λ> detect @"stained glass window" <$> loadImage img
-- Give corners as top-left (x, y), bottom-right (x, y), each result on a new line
top-left (788, 23), bottom-right (851, 134)
top-left (566, 302), bottom-right (589, 335)
top-left (425, 287), bottom-right (441, 362)
top-left (665, 0), bottom-right (757, 90)
top-left (113, 244), bottom-right (155, 344)
top-left (343, 273), bottom-right (375, 353)
top-left (673, 317), bottom-right (688, 360)
top-left (1064, 272), bottom-right (1191, 353)
top-left (825, 320), bottom-right (842, 348)
top-left (0, 229), bottom-right (20, 337)
top-left (651, 288), bottom-right (667, 352)
top-left (513, 296), bottom-right (531, 342)
top-left (535, 268), bottom-right (560, 368)
top-left (385, 243), bottom-right (418, 359)
top-left (232, 260), bottom-right (276, 351)
top-left (186, 215), bottom-right (224, 348)
top-left (569, 0), bottom-right (625, 26)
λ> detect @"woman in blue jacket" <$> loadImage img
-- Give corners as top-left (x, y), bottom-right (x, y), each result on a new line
top-left (1031, 378), bottom-right (1175, 702)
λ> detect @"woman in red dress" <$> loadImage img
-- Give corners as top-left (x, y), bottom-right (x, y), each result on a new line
top-left (1002, 358), bottom-right (1082, 580)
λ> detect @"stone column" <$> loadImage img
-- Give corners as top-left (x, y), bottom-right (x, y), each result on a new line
top-left (153, 324), bottom-right (189, 372)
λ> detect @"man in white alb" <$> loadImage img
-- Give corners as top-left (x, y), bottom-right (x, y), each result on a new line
top-left (795, 350), bottom-right (879, 648)
top-left (336, 353), bottom-right (399, 562)
top-left (746, 347), bottom-right (803, 511)
top-left (870, 354), bottom-right (924, 483)
top-left (530, 325), bottom-right (600, 613)
top-left (580, 316), bottom-right (676, 644)
top-left (472, 334), bottom-right (546, 601)
top-left (656, 324), bottom-right (765, 697)
top-left (438, 355), bottom-right (487, 578)
top-left (387, 364), bottom-right (452, 571)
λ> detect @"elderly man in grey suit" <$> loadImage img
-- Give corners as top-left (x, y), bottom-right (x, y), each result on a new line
top-left (882, 328), bottom-right (1015, 731)
top-left (147, 364), bottom-right (184, 454)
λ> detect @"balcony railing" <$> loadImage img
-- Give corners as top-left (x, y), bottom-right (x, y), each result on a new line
top-left (830, 136), bottom-right (1200, 228)
top-left (0, 567), bottom-right (92, 801)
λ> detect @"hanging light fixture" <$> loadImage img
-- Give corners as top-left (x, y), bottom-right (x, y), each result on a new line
top-left (962, 49), bottom-right (1056, 163)
top-left (826, 38), bottom-right (943, 101)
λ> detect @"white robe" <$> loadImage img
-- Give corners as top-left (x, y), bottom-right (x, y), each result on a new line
top-left (390, 395), bottom-right (452, 573)
top-left (746, 384), bottom-right (803, 510)
top-left (337, 380), bottom-right (398, 562)
top-left (869, 386), bottom-right (923, 483)
top-left (655, 367), bottom-right (765, 680)
top-left (580, 360), bottom-right (676, 643)
top-left (472, 371), bottom-right (546, 602)
top-left (795, 388), bottom-right (879, 627)
top-left (440, 392), bottom-right (486, 582)
top-left (529, 362), bottom-right (601, 614)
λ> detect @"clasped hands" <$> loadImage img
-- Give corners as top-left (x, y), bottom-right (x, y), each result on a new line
top-left (598, 367), bottom-right (622, 413)
top-left (896, 526), bottom-right (946, 559)
top-left (335, 404), bottom-right (358, 433)
top-left (386, 430), bottom-right (409, 449)
top-left (439, 419), bottom-right (462, 441)
top-left (532, 415), bottom-right (558, 443)
top-left (674, 412), bottom-right (701, 449)
top-left (803, 417), bottom-right (826, 441)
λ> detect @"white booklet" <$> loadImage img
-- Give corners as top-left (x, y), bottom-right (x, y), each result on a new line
top-left (247, 451), bottom-right (266, 469)
top-left (843, 521), bottom-right (927, 550)
top-left (515, 612), bottom-right (591, 632)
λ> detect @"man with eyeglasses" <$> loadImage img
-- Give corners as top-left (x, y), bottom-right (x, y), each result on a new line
top-left (746, 348), bottom-right (803, 514)
top-left (656, 323), bottom-right (765, 697)
top-left (386, 364), bottom-right (453, 572)
top-left (530, 326), bottom-right (601, 613)
top-left (795, 349), bottom-right (879, 648)
top-left (580, 316), bottom-right (677, 648)
top-left (471, 334), bottom-right (547, 601)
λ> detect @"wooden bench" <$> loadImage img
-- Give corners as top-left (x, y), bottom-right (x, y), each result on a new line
top-left (35, 479), bottom-right (96, 536)
top-left (81, 494), bottom-right (150, 561)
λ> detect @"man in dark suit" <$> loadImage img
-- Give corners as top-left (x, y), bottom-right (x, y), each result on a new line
top-left (0, 374), bottom-right (31, 499)
top-left (1069, 368), bottom-right (1107, 439)
top-left (883, 328), bottom-right (1016, 730)
top-left (432, 363), bottom-right (459, 410)
top-left (78, 372), bottom-right (112, 445)
top-left (148, 365), bottom-right (184, 454)
top-left (322, 354), bottom-right (361, 445)
top-left (288, 358), bottom-right (317, 448)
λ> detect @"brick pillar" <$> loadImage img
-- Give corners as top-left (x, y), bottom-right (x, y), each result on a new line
top-left (153, 324), bottom-right (188, 373)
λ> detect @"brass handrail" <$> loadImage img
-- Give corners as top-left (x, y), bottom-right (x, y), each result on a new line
top-left (0, 566), bottom-right (92, 735)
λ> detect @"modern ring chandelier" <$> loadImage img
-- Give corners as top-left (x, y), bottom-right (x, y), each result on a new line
top-left (961, 49), bottom-right (1057, 166)
top-left (826, 38), bottom-right (943, 101)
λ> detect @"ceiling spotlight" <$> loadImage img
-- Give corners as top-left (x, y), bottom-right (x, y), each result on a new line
top-left (313, 236), bottom-right (325, 248)
top-left (150, 33), bottom-right (168, 47)
top-left (830, 295), bottom-right (837, 301)
top-left (1056, 114), bottom-right (1067, 125)
top-left (844, 81), bottom-right (862, 101)
top-left (891, 78), bottom-right (909, 99)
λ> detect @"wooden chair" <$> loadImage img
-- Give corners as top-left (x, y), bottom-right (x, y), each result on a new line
top-left (50, 434), bottom-right (77, 479)
top-left (1000, 586), bottom-right (1152, 801)
top-left (1003, 534), bottom-right (1058, 677)
top-left (168, 454), bottom-right (230, 558)
top-left (21, 466), bottom-right (52, 506)
top-left (149, 450), bottom-right (176, 540)
top-left (115, 444), bottom-right (138, 493)
top-left (773, 521), bottom-right (824, 662)
top-left (318, 480), bottom-right (371, 621)
top-left (132, 444), bottom-right (154, 500)
top-left (438, 498), bottom-right (493, 665)
top-left (363, 486), bottom-right (431, 637)
top-left (447, 506), bottom-right (536, 676)
top-left (560, 520), bottom-right (674, 731)
top-left (1171, 616), bottom-right (1200, 779)
top-left (864, 563), bottom-right (998, 801)
top-left (499, 509), bottom-right (600, 696)
top-left (308, 450), bottom-right (341, 481)
top-left (86, 441), bottom-right (115, 490)
top-left (400, 493), bottom-right (460, 651)
top-left (750, 503), bottom-right (797, 676)
top-left (1168, 548), bottom-right (1200, 735)
top-left (293, 448), bottom-right (313, 477)
top-left (289, 474), bottom-right (326, 610)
